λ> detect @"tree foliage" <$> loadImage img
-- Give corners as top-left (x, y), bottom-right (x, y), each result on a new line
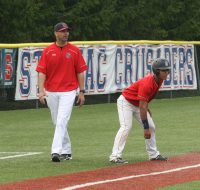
top-left (0, 0), bottom-right (199, 43)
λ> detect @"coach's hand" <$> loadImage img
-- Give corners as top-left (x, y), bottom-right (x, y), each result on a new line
top-left (39, 91), bottom-right (47, 105)
top-left (76, 92), bottom-right (85, 107)
top-left (144, 129), bottom-right (151, 139)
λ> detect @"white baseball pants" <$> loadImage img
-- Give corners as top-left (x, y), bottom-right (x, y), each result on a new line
top-left (110, 95), bottom-right (160, 160)
top-left (46, 90), bottom-right (77, 155)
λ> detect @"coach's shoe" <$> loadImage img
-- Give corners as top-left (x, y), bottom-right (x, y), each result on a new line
top-left (60, 154), bottom-right (72, 160)
top-left (110, 157), bottom-right (128, 164)
top-left (51, 153), bottom-right (60, 162)
top-left (150, 155), bottom-right (168, 161)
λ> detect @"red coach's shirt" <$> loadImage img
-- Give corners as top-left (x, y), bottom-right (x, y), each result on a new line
top-left (122, 74), bottom-right (163, 107)
top-left (36, 42), bottom-right (88, 92)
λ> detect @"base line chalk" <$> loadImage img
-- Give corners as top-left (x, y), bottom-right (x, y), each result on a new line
top-left (61, 163), bottom-right (200, 190)
top-left (0, 152), bottom-right (43, 160)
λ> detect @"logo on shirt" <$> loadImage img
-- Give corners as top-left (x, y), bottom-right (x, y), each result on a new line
top-left (66, 53), bottom-right (71, 59)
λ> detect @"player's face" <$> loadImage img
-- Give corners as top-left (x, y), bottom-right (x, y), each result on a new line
top-left (159, 69), bottom-right (170, 80)
top-left (55, 29), bottom-right (69, 43)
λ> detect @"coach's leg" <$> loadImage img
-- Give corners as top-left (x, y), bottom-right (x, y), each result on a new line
top-left (110, 95), bottom-right (133, 160)
top-left (51, 90), bottom-right (76, 155)
top-left (45, 92), bottom-right (60, 156)
top-left (46, 91), bottom-right (59, 127)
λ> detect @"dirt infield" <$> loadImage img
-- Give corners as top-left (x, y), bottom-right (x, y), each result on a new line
top-left (1, 152), bottom-right (200, 190)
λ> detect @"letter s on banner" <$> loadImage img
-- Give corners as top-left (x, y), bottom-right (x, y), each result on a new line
top-left (4, 54), bottom-right (13, 81)
top-left (19, 51), bottom-right (31, 98)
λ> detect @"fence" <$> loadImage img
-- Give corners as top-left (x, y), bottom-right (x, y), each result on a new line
top-left (0, 40), bottom-right (200, 110)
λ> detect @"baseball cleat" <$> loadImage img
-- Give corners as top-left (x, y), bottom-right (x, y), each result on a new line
top-left (150, 155), bottom-right (168, 161)
top-left (60, 154), bottom-right (72, 160)
top-left (110, 157), bottom-right (128, 164)
top-left (51, 153), bottom-right (60, 162)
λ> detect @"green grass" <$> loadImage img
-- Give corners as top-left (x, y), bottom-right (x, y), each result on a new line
top-left (157, 181), bottom-right (200, 190)
top-left (0, 96), bottom-right (200, 189)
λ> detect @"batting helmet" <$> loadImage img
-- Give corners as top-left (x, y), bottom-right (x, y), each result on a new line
top-left (152, 58), bottom-right (171, 75)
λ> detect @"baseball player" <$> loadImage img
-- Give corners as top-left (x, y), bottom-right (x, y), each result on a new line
top-left (109, 58), bottom-right (170, 164)
top-left (36, 22), bottom-right (88, 162)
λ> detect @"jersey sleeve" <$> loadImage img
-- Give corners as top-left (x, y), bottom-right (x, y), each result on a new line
top-left (137, 81), bottom-right (152, 102)
top-left (36, 48), bottom-right (47, 74)
top-left (75, 49), bottom-right (88, 73)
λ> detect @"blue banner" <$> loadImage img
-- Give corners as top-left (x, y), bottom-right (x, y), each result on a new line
top-left (0, 48), bottom-right (17, 88)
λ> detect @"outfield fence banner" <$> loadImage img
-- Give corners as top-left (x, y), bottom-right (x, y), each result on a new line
top-left (15, 47), bottom-right (44, 100)
top-left (15, 44), bottom-right (197, 100)
top-left (0, 48), bottom-right (17, 88)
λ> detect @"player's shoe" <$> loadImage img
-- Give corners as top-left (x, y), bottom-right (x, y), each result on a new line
top-left (110, 157), bottom-right (128, 164)
top-left (150, 155), bottom-right (168, 161)
top-left (60, 154), bottom-right (72, 160)
top-left (51, 153), bottom-right (60, 162)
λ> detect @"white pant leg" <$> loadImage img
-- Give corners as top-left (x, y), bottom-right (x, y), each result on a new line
top-left (47, 90), bottom-right (76, 155)
top-left (110, 95), bottom-right (133, 159)
top-left (135, 111), bottom-right (160, 159)
top-left (145, 113), bottom-right (160, 159)
top-left (46, 92), bottom-right (59, 126)
top-left (61, 122), bottom-right (72, 155)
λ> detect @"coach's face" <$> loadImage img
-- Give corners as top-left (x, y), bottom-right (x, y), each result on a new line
top-left (55, 29), bottom-right (69, 43)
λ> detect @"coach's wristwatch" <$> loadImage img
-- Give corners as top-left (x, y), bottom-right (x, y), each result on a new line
top-left (80, 89), bottom-right (85, 94)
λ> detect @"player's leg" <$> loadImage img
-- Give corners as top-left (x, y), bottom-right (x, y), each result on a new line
top-left (146, 114), bottom-right (168, 160)
top-left (135, 111), bottom-right (160, 159)
top-left (136, 112), bottom-right (167, 160)
top-left (109, 95), bottom-right (133, 163)
top-left (144, 113), bottom-right (160, 159)
top-left (51, 90), bottom-right (76, 157)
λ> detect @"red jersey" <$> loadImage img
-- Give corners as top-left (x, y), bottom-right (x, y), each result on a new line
top-left (122, 74), bottom-right (163, 107)
top-left (36, 42), bottom-right (88, 92)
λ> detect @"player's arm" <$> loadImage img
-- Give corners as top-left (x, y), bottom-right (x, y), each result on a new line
top-left (76, 72), bottom-right (85, 107)
top-left (139, 100), bottom-right (151, 139)
top-left (38, 72), bottom-right (46, 104)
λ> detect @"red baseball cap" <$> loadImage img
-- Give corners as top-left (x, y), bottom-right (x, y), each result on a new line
top-left (54, 22), bottom-right (71, 32)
